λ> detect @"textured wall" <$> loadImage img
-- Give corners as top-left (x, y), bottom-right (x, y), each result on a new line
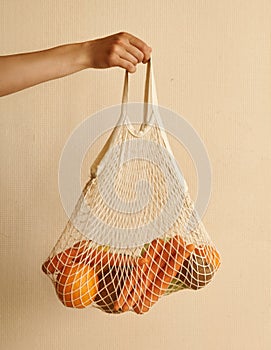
top-left (0, 1), bottom-right (270, 349)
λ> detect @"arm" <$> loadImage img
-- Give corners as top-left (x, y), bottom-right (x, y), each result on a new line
top-left (0, 32), bottom-right (152, 97)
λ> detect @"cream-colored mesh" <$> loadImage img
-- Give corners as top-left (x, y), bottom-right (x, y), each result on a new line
top-left (42, 60), bottom-right (221, 314)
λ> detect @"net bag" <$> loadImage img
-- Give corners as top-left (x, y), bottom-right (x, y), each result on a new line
top-left (42, 59), bottom-right (221, 314)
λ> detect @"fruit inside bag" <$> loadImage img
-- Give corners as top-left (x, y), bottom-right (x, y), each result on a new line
top-left (42, 235), bottom-right (221, 314)
top-left (42, 59), bottom-right (221, 314)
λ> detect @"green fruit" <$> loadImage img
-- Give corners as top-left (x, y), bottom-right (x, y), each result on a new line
top-left (176, 254), bottom-right (215, 290)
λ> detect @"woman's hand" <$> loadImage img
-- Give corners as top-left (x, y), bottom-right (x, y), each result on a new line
top-left (85, 32), bottom-right (152, 73)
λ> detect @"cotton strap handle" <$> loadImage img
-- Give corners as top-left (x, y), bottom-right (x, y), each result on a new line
top-left (120, 58), bottom-right (160, 135)
top-left (118, 58), bottom-right (177, 161)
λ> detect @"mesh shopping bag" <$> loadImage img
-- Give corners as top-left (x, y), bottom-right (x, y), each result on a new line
top-left (42, 59), bottom-right (221, 314)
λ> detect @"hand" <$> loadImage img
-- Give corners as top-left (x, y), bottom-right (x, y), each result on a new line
top-left (86, 32), bottom-right (152, 73)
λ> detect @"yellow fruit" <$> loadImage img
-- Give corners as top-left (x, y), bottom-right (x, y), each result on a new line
top-left (56, 263), bottom-right (98, 309)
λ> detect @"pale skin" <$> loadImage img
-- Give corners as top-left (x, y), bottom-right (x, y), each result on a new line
top-left (0, 32), bottom-right (152, 97)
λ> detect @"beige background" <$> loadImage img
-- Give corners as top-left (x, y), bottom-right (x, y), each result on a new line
top-left (1, 1), bottom-right (270, 349)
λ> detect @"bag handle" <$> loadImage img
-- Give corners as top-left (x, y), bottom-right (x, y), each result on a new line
top-left (119, 58), bottom-right (159, 137)
top-left (118, 58), bottom-right (175, 160)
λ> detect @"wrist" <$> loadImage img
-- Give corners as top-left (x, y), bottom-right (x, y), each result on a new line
top-left (79, 40), bottom-right (95, 69)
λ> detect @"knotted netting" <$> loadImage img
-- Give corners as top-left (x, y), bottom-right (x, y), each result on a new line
top-left (42, 59), bottom-right (221, 314)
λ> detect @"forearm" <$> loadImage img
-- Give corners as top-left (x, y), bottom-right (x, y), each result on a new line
top-left (0, 42), bottom-right (90, 96)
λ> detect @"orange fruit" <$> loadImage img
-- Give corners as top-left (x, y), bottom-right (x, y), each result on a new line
top-left (56, 263), bottom-right (99, 309)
